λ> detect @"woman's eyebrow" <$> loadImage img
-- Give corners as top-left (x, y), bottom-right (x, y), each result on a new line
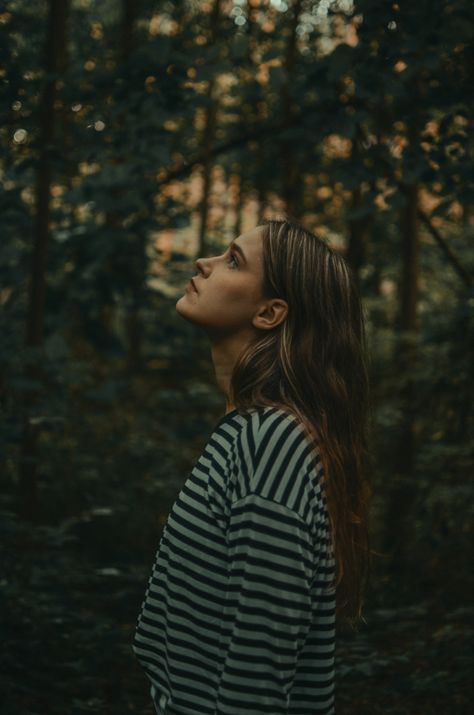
top-left (229, 241), bottom-right (247, 264)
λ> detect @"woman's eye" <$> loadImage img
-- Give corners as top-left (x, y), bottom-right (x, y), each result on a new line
top-left (227, 253), bottom-right (238, 269)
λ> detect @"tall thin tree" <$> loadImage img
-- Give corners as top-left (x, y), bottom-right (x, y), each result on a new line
top-left (384, 109), bottom-right (421, 572)
top-left (197, 0), bottom-right (222, 257)
top-left (281, 0), bottom-right (303, 217)
top-left (18, 0), bottom-right (69, 520)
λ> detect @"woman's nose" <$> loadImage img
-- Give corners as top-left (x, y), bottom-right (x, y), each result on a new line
top-left (196, 256), bottom-right (209, 276)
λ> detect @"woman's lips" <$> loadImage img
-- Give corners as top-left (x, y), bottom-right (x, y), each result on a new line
top-left (186, 278), bottom-right (198, 293)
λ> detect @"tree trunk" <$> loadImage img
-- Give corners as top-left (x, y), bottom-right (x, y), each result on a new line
top-left (384, 180), bottom-right (420, 574)
top-left (347, 134), bottom-right (373, 282)
top-left (246, 0), bottom-right (266, 227)
top-left (126, 299), bottom-right (143, 372)
top-left (347, 183), bottom-right (366, 278)
top-left (18, 0), bottom-right (69, 521)
top-left (381, 68), bottom-right (425, 581)
top-left (398, 184), bottom-right (419, 331)
top-left (233, 174), bottom-right (244, 237)
top-left (281, 0), bottom-right (303, 217)
top-left (197, 0), bottom-right (222, 257)
top-left (121, 0), bottom-right (139, 60)
top-left (119, 0), bottom-right (144, 372)
top-left (256, 179), bottom-right (266, 224)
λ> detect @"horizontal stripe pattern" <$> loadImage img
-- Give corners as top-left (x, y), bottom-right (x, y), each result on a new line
top-left (133, 406), bottom-right (336, 714)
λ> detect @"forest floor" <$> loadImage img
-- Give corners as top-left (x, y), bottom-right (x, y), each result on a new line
top-left (1, 507), bottom-right (472, 715)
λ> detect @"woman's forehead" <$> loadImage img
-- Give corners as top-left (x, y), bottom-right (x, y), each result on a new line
top-left (234, 226), bottom-right (264, 260)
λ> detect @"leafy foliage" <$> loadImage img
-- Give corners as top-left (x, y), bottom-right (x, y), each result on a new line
top-left (0, 0), bottom-right (473, 712)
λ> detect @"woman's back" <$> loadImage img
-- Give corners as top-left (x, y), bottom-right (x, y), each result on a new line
top-left (133, 406), bottom-right (336, 714)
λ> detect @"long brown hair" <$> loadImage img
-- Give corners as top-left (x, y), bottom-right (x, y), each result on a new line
top-left (230, 219), bottom-right (372, 626)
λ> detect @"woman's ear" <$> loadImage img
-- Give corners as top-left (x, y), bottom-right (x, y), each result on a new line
top-left (252, 299), bottom-right (288, 331)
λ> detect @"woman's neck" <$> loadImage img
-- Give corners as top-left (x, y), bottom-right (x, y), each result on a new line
top-left (209, 331), bottom-right (253, 414)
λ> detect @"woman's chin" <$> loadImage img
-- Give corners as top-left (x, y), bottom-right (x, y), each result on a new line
top-left (175, 295), bottom-right (187, 315)
top-left (175, 295), bottom-right (197, 322)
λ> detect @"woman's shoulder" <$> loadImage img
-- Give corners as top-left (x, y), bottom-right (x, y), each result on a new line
top-left (213, 404), bottom-right (325, 521)
top-left (214, 403), bottom-right (314, 459)
top-left (215, 403), bottom-right (301, 431)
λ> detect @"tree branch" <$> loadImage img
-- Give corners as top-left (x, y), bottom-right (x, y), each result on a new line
top-left (158, 119), bottom-right (293, 187)
top-left (417, 208), bottom-right (473, 288)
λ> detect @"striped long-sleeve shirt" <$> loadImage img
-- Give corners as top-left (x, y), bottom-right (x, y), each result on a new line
top-left (133, 406), bottom-right (336, 715)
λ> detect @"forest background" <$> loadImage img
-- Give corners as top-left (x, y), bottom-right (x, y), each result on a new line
top-left (1, 0), bottom-right (473, 713)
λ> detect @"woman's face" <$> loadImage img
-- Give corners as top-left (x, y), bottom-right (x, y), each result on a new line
top-left (176, 226), bottom-right (266, 335)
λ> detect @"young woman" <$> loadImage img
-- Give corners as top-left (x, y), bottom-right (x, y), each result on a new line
top-left (133, 219), bottom-right (372, 715)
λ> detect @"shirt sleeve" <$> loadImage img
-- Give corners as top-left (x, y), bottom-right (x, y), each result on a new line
top-left (215, 491), bottom-right (314, 715)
